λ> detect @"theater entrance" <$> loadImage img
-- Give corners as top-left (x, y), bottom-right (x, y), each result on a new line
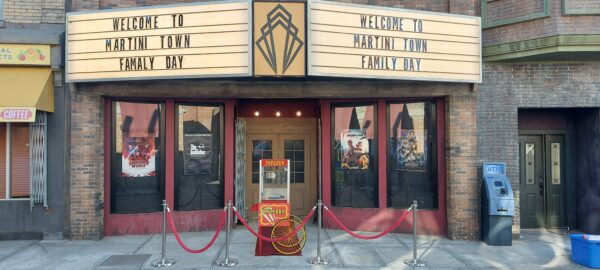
top-left (244, 118), bottom-right (317, 219)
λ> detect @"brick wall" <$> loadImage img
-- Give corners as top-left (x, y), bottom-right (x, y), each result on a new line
top-left (446, 93), bottom-right (479, 240)
top-left (3, 0), bottom-right (65, 24)
top-left (70, 0), bottom-right (481, 15)
top-left (69, 88), bottom-right (104, 240)
top-left (478, 62), bottom-right (600, 236)
top-left (483, 0), bottom-right (600, 46)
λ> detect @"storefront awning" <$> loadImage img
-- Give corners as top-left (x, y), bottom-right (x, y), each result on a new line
top-left (0, 67), bottom-right (54, 122)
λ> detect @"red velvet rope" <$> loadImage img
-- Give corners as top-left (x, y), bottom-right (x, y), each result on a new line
top-left (167, 210), bottom-right (225, 254)
top-left (233, 208), bottom-right (315, 243)
top-left (323, 207), bottom-right (411, 240)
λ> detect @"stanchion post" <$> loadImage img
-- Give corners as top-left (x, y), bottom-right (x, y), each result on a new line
top-left (216, 200), bottom-right (239, 267)
top-left (404, 200), bottom-right (425, 267)
top-left (152, 200), bottom-right (176, 267)
top-left (308, 200), bottom-right (330, 265)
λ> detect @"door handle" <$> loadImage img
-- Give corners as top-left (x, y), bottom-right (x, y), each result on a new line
top-left (538, 180), bottom-right (544, 195)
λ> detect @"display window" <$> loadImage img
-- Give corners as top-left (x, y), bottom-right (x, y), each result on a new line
top-left (175, 103), bottom-right (224, 211)
top-left (387, 102), bottom-right (438, 209)
top-left (110, 101), bottom-right (164, 214)
top-left (330, 103), bottom-right (378, 208)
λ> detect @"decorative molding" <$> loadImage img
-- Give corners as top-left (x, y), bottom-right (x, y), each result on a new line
top-left (481, 0), bottom-right (551, 29)
top-left (562, 0), bottom-right (600, 15)
top-left (483, 34), bottom-right (600, 61)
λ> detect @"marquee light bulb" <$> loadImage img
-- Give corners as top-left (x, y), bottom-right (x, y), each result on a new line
top-left (254, 110), bottom-right (260, 117)
top-left (275, 110), bottom-right (281, 117)
top-left (296, 110), bottom-right (302, 117)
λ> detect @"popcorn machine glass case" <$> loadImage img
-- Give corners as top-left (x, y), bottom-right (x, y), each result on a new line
top-left (258, 159), bottom-right (290, 227)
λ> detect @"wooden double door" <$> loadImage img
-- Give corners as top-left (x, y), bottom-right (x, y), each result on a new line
top-left (519, 134), bottom-right (566, 229)
top-left (245, 118), bottom-right (317, 218)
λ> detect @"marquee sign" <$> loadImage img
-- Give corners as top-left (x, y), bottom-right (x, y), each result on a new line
top-left (308, 0), bottom-right (482, 83)
top-left (66, 0), bottom-right (252, 82)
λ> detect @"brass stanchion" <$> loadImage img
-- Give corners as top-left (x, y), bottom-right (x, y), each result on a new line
top-left (404, 200), bottom-right (425, 267)
top-left (216, 200), bottom-right (238, 267)
top-left (152, 200), bottom-right (176, 267)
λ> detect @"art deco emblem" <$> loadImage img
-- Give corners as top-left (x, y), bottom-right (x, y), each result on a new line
top-left (255, 4), bottom-right (305, 75)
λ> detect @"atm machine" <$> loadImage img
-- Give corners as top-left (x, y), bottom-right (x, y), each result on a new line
top-left (481, 162), bottom-right (515, 246)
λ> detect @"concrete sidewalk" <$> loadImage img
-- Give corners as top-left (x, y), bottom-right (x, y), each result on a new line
top-left (0, 224), bottom-right (585, 270)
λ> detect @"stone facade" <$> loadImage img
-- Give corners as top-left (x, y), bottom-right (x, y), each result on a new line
top-left (2, 0), bottom-right (65, 24)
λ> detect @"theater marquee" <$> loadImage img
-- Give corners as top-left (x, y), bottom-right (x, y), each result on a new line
top-left (66, 0), bottom-right (252, 82)
top-left (308, 1), bottom-right (482, 83)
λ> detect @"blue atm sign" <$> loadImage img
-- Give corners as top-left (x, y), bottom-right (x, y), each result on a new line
top-left (483, 163), bottom-right (505, 176)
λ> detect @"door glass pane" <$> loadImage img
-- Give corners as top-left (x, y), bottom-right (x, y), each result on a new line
top-left (525, 143), bottom-right (535, 185)
top-left (175, 104), bottom-right (223, 211)
top-left (387, 102), bottom-right (436, 209)
top-left (551, 143), bottom-right (560, 185)
top-left (111, 101), bottom-right (163, 214)
top-left (331, 103), bottom-right (377, 208)
top-left (252, 140), bottom-right (272, 183)
top-left (284, 140), bottom-right (304, 183)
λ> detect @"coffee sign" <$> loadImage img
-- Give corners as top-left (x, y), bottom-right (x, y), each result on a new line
top-left (0, 107), bottom-right (36, 122)
top-left (308, 1), bottom-right (482, 83)
top-left (66, 0), bottom-right (252, 82)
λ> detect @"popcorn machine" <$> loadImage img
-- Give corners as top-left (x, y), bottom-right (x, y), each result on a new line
top-left (253, 159), bottom-right (306, 256)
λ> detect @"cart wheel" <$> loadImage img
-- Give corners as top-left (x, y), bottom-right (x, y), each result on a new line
top-left (271, 215), bottom-right (306, 255)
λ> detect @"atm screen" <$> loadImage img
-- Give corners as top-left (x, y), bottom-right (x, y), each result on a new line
top-left (494, 181), bottom-right (503, 187)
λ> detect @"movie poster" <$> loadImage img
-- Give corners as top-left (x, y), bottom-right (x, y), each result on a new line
top-left (340, 129), bottom-right (370, 170)
top-left (122, 135), bottom-right (156, 177)
top-left (183, 133), bottom-right (213, 175)
top-left (396, 129), bottom-right (427, 171)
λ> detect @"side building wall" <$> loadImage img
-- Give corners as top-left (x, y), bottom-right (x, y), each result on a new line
top-left (0, 0), bottom-right (67, 239)
top-left (478, 62), bottom-right (600, 235)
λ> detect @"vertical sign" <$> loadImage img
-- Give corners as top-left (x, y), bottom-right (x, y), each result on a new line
top-left (254, 1), bottom-right (306, 77)
top-left (66, 1), bottom-right (252, 82)
top-left (308, 0), bottom-right (481, 83)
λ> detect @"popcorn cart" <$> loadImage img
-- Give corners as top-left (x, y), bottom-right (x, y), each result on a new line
top-left (252, 159), bottom-right (307, 256)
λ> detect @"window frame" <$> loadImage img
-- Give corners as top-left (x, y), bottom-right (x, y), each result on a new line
top-left (330, 101), bottom-right (379, 208)
top-left (0, 123), bottom-right (31, 201)
top-left (385, 100), bottom-right (438, 210)
top-left (173, 102), bottom-right (225, 211)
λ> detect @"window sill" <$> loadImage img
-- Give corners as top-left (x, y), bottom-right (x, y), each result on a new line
top-left (0, 198), bottom-right (30, 201)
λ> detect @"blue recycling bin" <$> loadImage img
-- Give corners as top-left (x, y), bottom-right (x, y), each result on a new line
top-left (571, 234), bottom-right (600, 268)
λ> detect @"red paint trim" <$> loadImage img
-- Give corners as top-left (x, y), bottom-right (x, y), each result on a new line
top-left (224, 101), bottom-right (235, 203)
top-left (436, 98), bottom-right (447, 235)
top-left (165, 101), bottom-right (175, 207)
top-left (103, 99), bottom-right (111, 236)
top-left (377, 100), bottom-right (387, 208)
top-left (320, 98), bottom-right (448, 236)
top-left (319, 100), bottom-right (332, 206)
top-left (237, 100), bottom-right (318, 118)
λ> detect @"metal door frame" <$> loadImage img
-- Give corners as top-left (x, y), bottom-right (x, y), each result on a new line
top-left (519, 130), bottom-right (570, 229)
